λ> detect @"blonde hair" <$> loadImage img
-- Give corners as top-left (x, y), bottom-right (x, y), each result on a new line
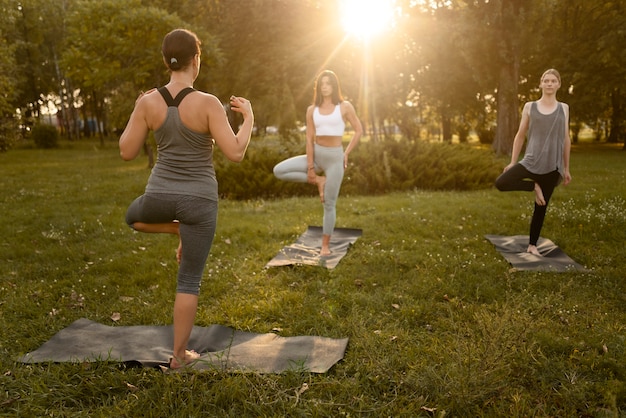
top-left (541, 68), bottom-right (561, 84)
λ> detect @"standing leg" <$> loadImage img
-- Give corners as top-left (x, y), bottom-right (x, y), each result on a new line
top-left (171, 293), bottom-right (200, 368)
top-left (316, 145), bottom-right (344, 256)
top-left (527, 170), bottom-right (561, 252)
top-left (169, 198), bottom-right (217, 368)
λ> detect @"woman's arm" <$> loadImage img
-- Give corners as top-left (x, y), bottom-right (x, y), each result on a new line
top-left (208, 95), bottom-right (254, 162)
top-left (305, 105), bottom-right (316, 183)
top-left (504, 102), bottom-right (531, 171)
top-left (341, 101), bottom-right (363, 168)
top-left (119, 90), bottom-right (155, 161)
top-left (561, 103), bottom-right (572, 185)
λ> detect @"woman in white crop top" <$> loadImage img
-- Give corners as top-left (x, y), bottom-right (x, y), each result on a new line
top-left (273, 70), bottom-right (363, 256)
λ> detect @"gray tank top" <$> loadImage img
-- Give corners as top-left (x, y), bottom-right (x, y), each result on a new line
top-left (520, 101), bottom-right (566, 181)
top-left (145, 87), bottom-right (218, 201)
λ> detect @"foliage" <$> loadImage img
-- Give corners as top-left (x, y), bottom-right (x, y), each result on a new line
top-left (2, 0), bottom-right (626, 147)
top-left (31, 123), bottom-right (59, 148)
top-left (0, 141), bottom-right (625, 416)
top-left (0, 118), bottom-right (17, 152)
top-left (213, 137), bottom-right (503, 200)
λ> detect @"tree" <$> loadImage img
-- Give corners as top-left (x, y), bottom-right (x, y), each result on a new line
top-left (0, 0), bottom-right (18, 151)
top-left (61, 0), bottom-right (213, 143)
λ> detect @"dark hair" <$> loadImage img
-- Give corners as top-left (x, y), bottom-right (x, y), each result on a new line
top-left (313, 70), bottom-right (344, 106)
top-left (161, 29), bottom-right (201, 71)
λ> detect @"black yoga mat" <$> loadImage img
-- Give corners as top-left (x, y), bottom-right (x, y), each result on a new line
top-left (266, 226), bottom-right (362, 269)
top-left (17, 318), bottom-right (349, 374)
top-left (485, 234), bottom-right (586, 272)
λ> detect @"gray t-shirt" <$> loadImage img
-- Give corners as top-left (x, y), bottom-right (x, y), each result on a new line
top-left (145, 88), bottom-right (218, 201)
top-left (520, 101), bottom-right (566, 181)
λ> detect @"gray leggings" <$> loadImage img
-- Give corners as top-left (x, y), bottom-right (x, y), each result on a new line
top-left (273, 144), bottom-right (344, 235)
top-left (125, 193), bottom-right (217, 295)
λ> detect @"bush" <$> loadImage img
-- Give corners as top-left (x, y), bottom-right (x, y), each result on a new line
top-left (0, 118), bottom-right (17, 152)
top-left (31, 123), bottom-right (59, 149)
top-left (214, 137), bottom-right (502, 200)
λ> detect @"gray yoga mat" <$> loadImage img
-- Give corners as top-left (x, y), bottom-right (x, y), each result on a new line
top-left (266, 226), bottom-right (362, 269)
top-left (17, 318), bottom-right (349, 373)
top-left (485, 234), bottom-right (586, 272)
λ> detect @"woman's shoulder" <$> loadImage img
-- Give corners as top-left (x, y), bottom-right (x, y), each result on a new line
top-left (184, 90), bottom-right (223, 109)
top-left (340, 100), bottom-right (355, 110)
top-left (340, 100), bottom-right (357, 116)
top-left (522, 101), bottom-right (535, 112)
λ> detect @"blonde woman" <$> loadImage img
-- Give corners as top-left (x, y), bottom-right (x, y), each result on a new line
top-left (495, 69), bottom-right (572, 255)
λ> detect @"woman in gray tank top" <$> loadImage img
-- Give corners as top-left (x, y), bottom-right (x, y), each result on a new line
top-left (119, 29), bottom-right (254, 369)
top-left (495, 69), bottom-right (572, 256)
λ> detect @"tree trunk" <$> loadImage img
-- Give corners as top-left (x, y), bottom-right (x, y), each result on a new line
top-left (491, 0), bottom-right (524, 156)
top-left (608, 88), bottom-right (622, 143)
top-left (441, 111), bottom-right (452, 142)
top-left (492, 63), bottom-right (519, 155)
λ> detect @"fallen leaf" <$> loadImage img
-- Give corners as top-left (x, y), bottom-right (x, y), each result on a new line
top-left (111, 312), bottom-right (121, 322)
top-left (297, 383), bottom-right (309, 394)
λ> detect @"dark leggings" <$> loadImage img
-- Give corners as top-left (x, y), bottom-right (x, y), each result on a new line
top-left (125, 193), bottom-right (217, 295)
top-left (495, 164), bottom-right (561, 246)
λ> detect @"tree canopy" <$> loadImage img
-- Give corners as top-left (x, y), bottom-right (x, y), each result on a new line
top-left (1, 0), bottom-right (624, 151)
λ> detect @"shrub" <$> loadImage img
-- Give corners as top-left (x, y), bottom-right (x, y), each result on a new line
top-left (214, 137), bottom-right (502, 200)
top-left (0, 117), bottom-right (17, 152)
top-left (31, 123), bottom-right (59, 149)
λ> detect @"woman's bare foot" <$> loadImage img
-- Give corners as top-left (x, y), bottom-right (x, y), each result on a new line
top-left (527, 245), bottom-right (541, 256)
top-left (534, 183), bottom-right (546, 206)
top-left (176, 239), bottom-right (182, 264)
top-left (320, 234), bottom-right (331, 256)
top-left (316, 175), bottom-right (326, 203)
top-left (169, 349), bottom-right (200, 369)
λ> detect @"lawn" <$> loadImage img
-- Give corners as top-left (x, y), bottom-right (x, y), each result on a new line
top-left (1, 140), bottom-right (625, 417)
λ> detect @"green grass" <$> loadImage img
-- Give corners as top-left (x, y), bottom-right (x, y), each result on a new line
top-left (1, 140), bottom-right (625, 417)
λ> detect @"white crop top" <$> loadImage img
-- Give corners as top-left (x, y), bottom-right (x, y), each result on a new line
top-left (313, 104), bottom-right (345, 136)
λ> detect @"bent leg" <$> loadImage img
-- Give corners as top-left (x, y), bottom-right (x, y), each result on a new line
top-left (495, 163), bottom-right (535, 192)
top-left (273, 155), bottom-right (309, 183)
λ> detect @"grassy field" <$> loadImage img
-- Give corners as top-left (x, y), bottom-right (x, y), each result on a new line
top-left (1, 140), bottom-right (625, 417)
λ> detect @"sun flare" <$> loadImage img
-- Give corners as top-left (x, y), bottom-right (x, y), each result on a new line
top-left (339, 0), bottom-right (396, 40)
